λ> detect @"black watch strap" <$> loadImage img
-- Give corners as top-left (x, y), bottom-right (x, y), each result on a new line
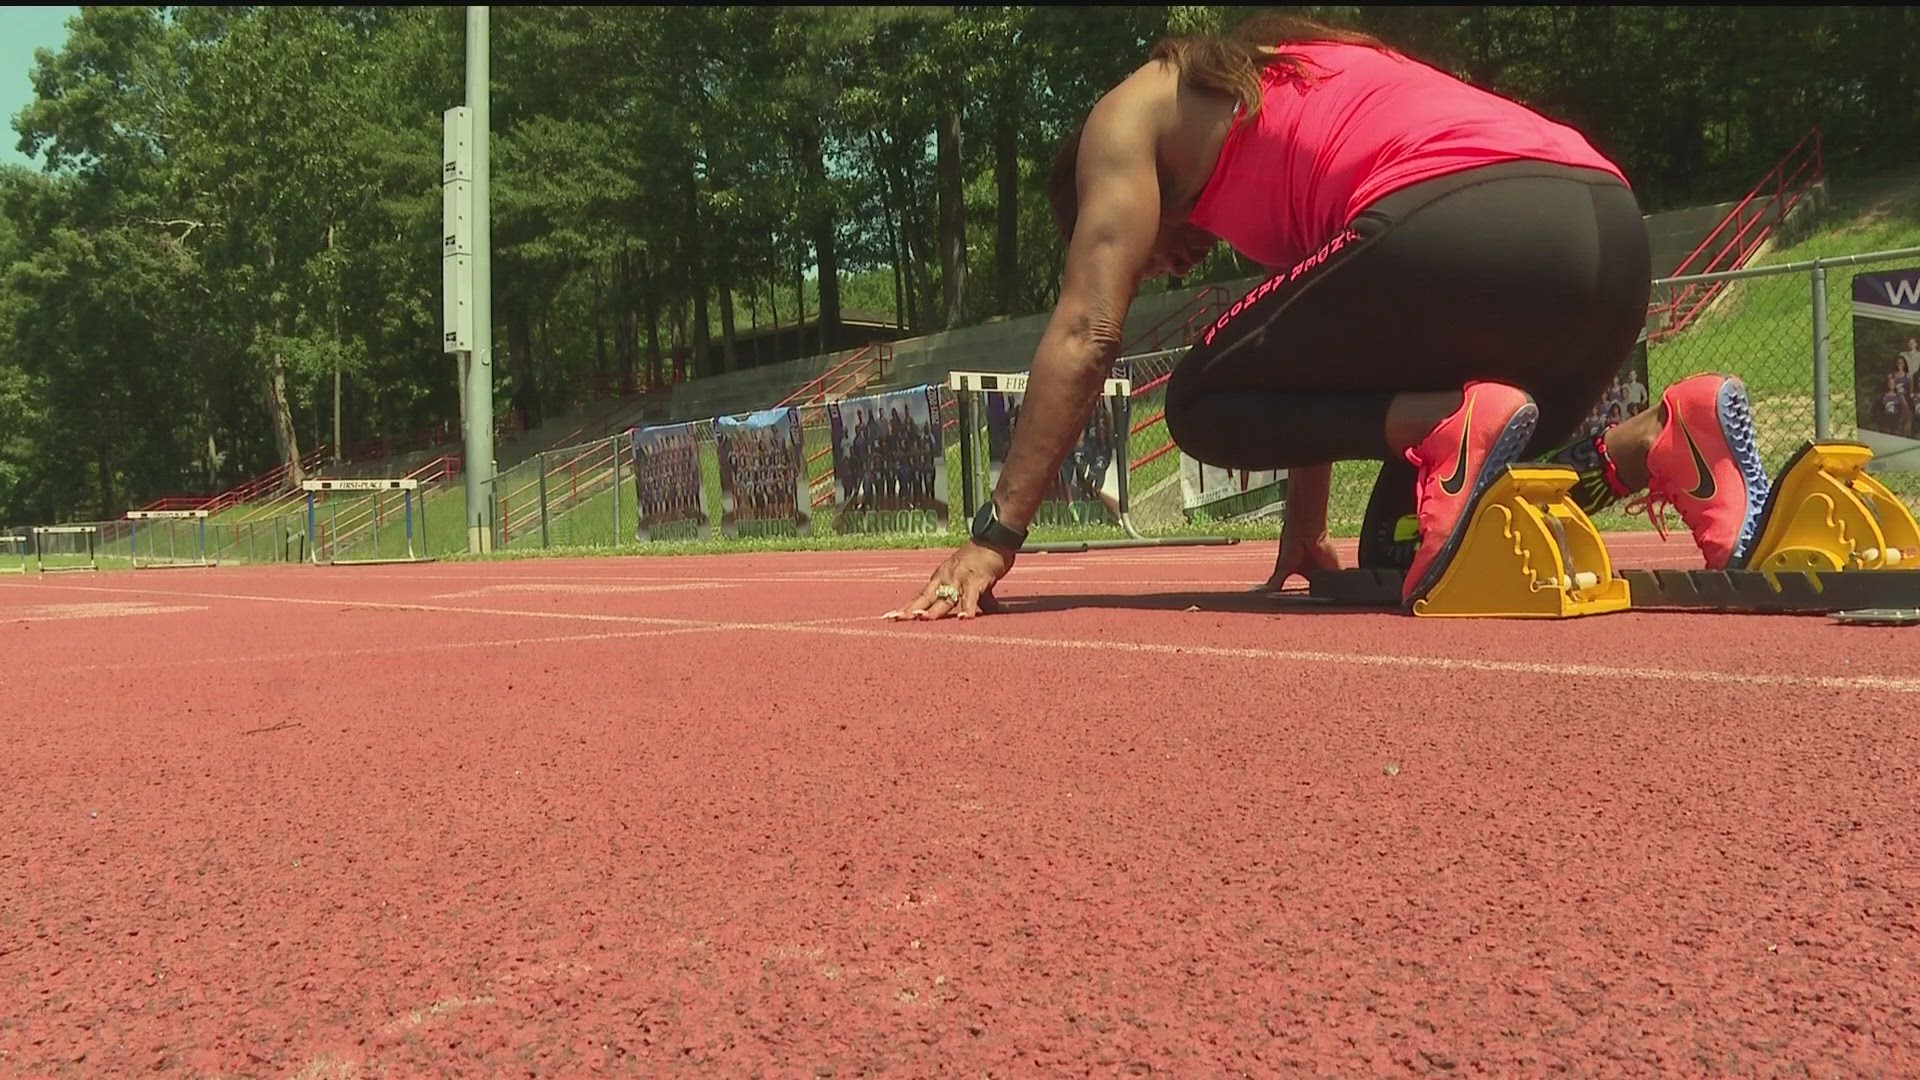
top-left (971, 499), bottom-right (1027, 552)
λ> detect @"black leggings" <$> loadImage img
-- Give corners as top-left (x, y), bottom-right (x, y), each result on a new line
top-left (1163, 160), bottom-right (1651, 556)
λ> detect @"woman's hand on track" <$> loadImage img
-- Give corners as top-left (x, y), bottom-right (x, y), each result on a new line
top-left (886, 542), bottom-right (1013, 621)
top-left (1252, 533), bottom-right (1341, 594)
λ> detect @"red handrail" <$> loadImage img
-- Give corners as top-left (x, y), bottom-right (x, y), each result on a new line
top-left (1650, 126), bottom-right (1824, 343)
top-left (1667, 127), bottom-right (1822, 280)
top-left (773, 343), bottom-right (893, 410)
top-left (139, 444), bottom-right (332, 515)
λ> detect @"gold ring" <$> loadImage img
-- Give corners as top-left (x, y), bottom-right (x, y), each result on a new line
top-left (936, 584), bottom-right (959, 603)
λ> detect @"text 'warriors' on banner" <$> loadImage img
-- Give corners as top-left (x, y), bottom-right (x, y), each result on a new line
top-left (827, 385), bottom-right (949, 534)
top-left (631, 422), bottom-right (710, 542)
top-left (714, 407), bottom-right (812, 539)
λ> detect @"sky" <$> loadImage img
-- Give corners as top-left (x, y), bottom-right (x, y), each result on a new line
top-left (0, 6), bottom-right (78, 168)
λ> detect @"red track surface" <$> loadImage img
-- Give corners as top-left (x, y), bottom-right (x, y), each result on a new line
top-left (5, 535), bottom-right (1920, 1077)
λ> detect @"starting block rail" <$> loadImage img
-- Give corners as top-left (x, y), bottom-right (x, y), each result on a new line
top-left (1304, 441), bottom-right (1920, 619)
top-left (1306, 566), bottom-right (1920, 615)
top-left (1623, 568), bottom-right (1920, 612)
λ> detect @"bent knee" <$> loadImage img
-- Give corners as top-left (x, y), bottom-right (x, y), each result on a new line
top-left (1163, 383), bottom-right (1236, 468)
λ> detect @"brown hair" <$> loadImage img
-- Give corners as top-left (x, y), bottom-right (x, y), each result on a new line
top-left (1048, 15), bottom-right (1392, 241)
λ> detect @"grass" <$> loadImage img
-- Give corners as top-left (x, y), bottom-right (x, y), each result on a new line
top-left (15, 557), bottom-right (133, 573)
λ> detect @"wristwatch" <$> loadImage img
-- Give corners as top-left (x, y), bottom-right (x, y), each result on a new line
top-left (970, 499), bottom-right (1027, 553)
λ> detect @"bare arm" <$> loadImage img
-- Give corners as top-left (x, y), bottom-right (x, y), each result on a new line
top-left (1282, 462), bottom-right (1333, 535)
top-left (991, 87), bottom-right (1164, 530)
top-left (886, 71), bottom-right (1173, 621)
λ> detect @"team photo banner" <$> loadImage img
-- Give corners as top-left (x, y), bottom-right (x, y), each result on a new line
top-left (949, 371), bottom-right (1130, 527)
top-left (631, 421), bottom-right (710, 542)
top-left (714, 406), bottom-right (812, 539)
top-left (1851, 266), bottom-right (1920, 470)
top-left (1575, 330), bottom-right (1654, 440)
top-left (827, 384), bottom-right (949, 534)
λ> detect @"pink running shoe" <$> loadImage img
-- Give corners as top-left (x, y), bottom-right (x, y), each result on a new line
top-left (1402, 382), bottom-right (1540, 605)
top-left (1632, 373), bottom-right (1771, 569)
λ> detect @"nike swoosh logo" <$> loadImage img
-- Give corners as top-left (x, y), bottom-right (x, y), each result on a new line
top-left (1438, 397), bottom-right (1474, 497)
top-left (1679, 419), bottom-right (1717, 500)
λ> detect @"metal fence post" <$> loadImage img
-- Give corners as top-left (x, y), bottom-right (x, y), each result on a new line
top-left (956, 388), bottom-right (977, 518)
top-left (538, 452), bottom-right (551, 548)
top-left (1811, 261), bottom-right (1831, 441)
top-left (610, 433), bottom-right (622, 548)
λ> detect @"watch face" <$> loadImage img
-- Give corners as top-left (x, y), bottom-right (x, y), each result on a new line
top-left (971, 500), bottom-right (996, 537)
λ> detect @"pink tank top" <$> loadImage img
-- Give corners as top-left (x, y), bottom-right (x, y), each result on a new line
top-left (1188, 42), bottom-right (1627, 271)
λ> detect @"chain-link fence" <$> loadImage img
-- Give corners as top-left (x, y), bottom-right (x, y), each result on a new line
top-left (1628, 244), bottom-right (1920, 515)
top-left (10, 244), bottom-right (1920, 566)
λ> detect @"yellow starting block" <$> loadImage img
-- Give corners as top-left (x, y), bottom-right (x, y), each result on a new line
top-left (1413, 466), bottom-right (1633, 619)
top-left (1739, 441), bottom-right (1920, 574)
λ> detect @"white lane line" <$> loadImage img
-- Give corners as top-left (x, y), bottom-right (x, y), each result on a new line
top-left (752, 622), bottom-right (1920, 696)
top-left (3, 616), bottom-right (872, 679)
top-left (0, 573), bottom-right (1305, 592)
top-left (7, 581), bottom-right (1894, 695)
top-left (16, 626), bottom-right (728, 677)
top-left (7, 601), bottom-right (207, 622)
top-left (427, 582), bottom-right (738, 599)
top-left (0, 580), bottom-right (895, 632)
top-left (0, 581), bottom-right (741, 627)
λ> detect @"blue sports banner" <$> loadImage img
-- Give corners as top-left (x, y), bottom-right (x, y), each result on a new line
top-left (713, 407), bottom-right (812, 538)
top-left (1853, 267), bottom-right (1920, 470)
top-left (827, 385), bottom-right (949, 534)
top-left (631, 421), bottom-right (710, 542)
top-left (981, 384), bottom-right (1127, 526)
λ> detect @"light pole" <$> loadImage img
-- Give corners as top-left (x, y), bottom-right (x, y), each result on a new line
top-left (445, 6), bottom-right (494, 553)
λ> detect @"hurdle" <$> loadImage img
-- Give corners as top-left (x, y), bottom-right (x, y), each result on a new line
top-left (0, 531), bottom-right (24, 574)
top-left (126, 509), bottom-right (214, 569)
top-left (947, 370), bottom-right (1236, 553)
top-left (32, 525), bottom-right (99, 573)
top-left (302, 478), bottom-right (433, 565)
